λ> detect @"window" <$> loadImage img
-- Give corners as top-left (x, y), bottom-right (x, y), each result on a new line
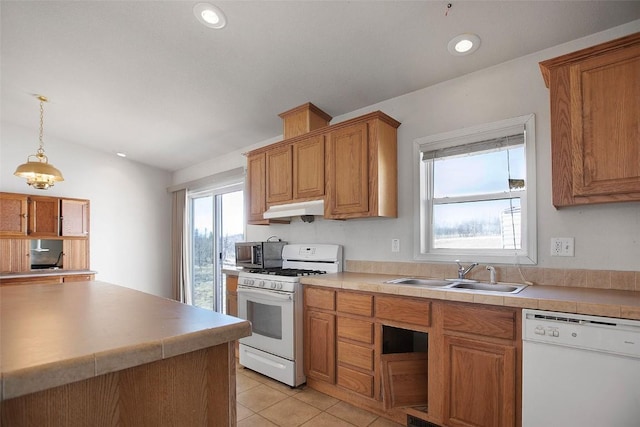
top-left (414, 114), bottom-right (536, 265)
top-left (188, 185), bottom-right (244, 312)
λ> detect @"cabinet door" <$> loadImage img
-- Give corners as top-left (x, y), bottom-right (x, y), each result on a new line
top-left (304, 309), bottom-right (336, 383)
top-left (325, 122), bottom-right (369, 217)
top-left (0, 193), bottom-right (28, 236)
top-left (62, 239), bottom-right (89, 270)
top-left (246, 152), bottom-right (268, 224)
top-left (443, 336), bottom-right (516, 427)
top-left (226, 276), bottom-right (238, 316)
top-left (266, 145), bottom-right (293, 203)
top-left (293, 135), bottom-right (325, 200)
top-left (0, 239), bottom-right (30, 273)
top-left (61, 199), bottom-right (89, 237)
top-left (570, 43), bottom-right (640, 198)
top-left (28, 196), bottom-right (60, 237)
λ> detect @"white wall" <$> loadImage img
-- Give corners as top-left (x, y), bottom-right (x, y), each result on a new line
top-left (1, 122), bottom-right (173, 297)
top-left (178, 21), bottom-right (640, 273)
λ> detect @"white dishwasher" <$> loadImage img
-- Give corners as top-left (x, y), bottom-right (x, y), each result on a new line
top-left (522, 309), bottom-right (640, 427)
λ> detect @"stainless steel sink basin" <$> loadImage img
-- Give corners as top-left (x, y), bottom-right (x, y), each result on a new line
top-left (384, 278), bottom-right (451, 287)
top-left (448, 282), bottom-right (528, 294)
top-left (385, 277), bottom-right (528, 294)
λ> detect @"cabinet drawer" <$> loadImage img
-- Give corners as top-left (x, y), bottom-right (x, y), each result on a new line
top-left (375, 296), bottom-right (431, 327)
top-left (337, 317), bottom-right (374, 344)
top-left (305, 287), bottom-right (335, 311)
top-left (337, 291), bottom-right (373, 317)
top-left (63, 274), bottom-right (94, 282)
top-left (337, 366), bottom-right (374, 398)
top-left (443, 303), bottom-right (516, 340)
top-left (1, 276), bottom-right (62, 286)
top-left (337, 341), bottom-right (374, 371)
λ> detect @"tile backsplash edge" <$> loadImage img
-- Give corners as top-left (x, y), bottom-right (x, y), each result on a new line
top-left (344, 260), bottom-right (639, 292)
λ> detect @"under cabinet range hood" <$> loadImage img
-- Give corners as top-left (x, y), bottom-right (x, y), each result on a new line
top-left (263, 200), bottom-right (324, 220)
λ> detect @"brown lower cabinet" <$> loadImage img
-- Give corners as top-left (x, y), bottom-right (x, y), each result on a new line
top-left (303, 285), bottom-right (521, 427)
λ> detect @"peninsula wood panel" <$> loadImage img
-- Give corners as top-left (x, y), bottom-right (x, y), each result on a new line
top-left (0, 275), bottom-right (62, 287)
top-left (2, 344), bottom-right (236, 426)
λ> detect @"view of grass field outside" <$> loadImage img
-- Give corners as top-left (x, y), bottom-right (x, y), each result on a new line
top-left (431, 145), bottom-right (524, 250)
top-left (191, 190), bottom-right (243, 311)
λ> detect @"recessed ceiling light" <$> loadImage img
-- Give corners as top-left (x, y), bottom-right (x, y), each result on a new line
top-left (448, 33), bottom-right (481, 56)
top-left (193, 3), bottom-right (227, 29)
top-left (116, 152), bottom-right (127, 158)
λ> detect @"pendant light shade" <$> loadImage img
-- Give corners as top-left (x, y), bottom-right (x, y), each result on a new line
top-left (14, 95), bottom-right (64, 189)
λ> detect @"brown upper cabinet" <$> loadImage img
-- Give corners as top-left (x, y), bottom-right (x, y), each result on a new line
top-left (279, 102), bottom-right (332, 140)
top-left (540, 33), bottom-right (640, 207)
top-left (0, 193), bottom-right (28, 237)
top-left (246, 104), bottom-right (400, 224)
top-left (0, 192), bottom-right (89, 238)
top-left (325, 115), bottom-right (399, 219)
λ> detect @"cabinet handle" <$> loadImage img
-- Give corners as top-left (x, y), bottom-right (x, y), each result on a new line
top-left (20, 214), bottom-right (27, 218)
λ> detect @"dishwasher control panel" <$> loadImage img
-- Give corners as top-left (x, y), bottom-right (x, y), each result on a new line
top-left (523, 309), bottom-right (640, 358)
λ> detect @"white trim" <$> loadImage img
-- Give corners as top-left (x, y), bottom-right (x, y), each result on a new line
top-left (413, 114), bottom-right (537, 265)
top-left (167, 166), bottom-right (245, 193)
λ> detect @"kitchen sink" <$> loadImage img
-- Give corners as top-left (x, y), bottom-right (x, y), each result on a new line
top-left (385, 277), bottom-right (528, 294)
top-left (384, 278), bottom-right (451, 287)
top-left (448, 282), bottom-right (528, 294)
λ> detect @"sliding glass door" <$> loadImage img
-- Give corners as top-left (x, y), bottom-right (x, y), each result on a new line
top-left (189, 185), bottom-right (244, 312)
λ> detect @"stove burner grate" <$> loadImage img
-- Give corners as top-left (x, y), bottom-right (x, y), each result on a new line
top-left (247, 268), bottom-right (327, 277)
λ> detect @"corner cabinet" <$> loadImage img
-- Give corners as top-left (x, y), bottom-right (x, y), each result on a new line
top-left (540, 32), bottom-right (640, 207)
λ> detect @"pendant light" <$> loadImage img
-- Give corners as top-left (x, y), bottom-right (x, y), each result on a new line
top-left (14, 95), bottom-right (64, 189)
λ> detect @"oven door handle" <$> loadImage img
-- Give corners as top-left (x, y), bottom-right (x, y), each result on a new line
top-left (237, 287), bottom-right (293, 301)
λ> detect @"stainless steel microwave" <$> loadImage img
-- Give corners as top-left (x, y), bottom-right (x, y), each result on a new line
top-left (235, 241), bottom-right (286, 269)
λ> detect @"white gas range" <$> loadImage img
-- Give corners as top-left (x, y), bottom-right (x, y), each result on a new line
top-left (237, 244), bottom-right (342, 387)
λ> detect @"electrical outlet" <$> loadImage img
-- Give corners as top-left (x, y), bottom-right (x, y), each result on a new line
top-left (391, 239), bottom-right (400, 253)
top-left (550, 237), bottom-right (574, 257)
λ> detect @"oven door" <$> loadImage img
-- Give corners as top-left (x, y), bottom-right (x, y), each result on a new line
top-left (237, 286), bottom-right (294, 360)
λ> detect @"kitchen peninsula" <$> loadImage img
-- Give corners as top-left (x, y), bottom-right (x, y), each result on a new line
top-left (1, 281), bottom-right (251, 426)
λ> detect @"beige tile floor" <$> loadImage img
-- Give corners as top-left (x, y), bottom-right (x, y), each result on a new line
top-left (236, 365), bottom-right (404, 427)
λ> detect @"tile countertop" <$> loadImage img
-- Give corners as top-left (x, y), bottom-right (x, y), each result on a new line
top-left (0, 281), bottom-right (252, 400)
top-left (301, 272), bottom-right (640, 320)
top-left (0, 269), bottom-right (97, 279)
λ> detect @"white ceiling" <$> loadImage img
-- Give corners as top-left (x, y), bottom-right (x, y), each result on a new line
top-left (2, 1), bottom-right (639, 172)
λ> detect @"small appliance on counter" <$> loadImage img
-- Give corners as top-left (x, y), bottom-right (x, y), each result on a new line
top-left (234, 239), bottom-right (287, 269)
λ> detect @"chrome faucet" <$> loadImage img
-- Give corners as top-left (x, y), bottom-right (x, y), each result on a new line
top-left (456, 260), bottom-right (478, 280)
top-left (486, 265), bottom-right (497, 284)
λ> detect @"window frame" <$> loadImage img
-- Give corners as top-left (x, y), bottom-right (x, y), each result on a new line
top-left (413, 114), bottom-right (537, 265)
